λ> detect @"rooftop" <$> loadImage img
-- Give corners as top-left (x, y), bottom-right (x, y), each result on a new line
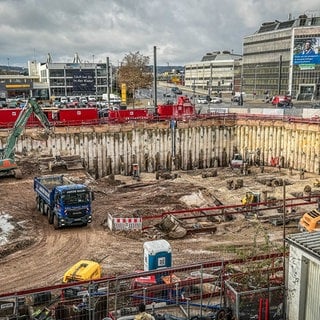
top-left (286, 232), bottom-right (320, 260)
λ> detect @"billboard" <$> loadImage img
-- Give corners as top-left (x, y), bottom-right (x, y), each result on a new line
top-left (72, 70), bottom-right (95, 93)
top-left (293, 37), bottom-right (320, 67)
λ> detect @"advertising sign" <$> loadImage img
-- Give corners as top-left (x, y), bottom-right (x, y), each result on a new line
top-left (293, 37), bottom-right (320, 67)
top-left (72, 70), bottom-right (95, 92)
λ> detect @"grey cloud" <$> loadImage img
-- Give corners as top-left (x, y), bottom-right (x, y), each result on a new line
top-left (0, 0), bottom-right (318, 66)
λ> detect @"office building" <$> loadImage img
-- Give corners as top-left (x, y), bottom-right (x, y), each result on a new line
top-left (242, 13), bottom-right (320, 100)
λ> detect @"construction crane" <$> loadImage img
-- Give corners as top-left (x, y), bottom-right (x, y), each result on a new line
top-left (0, 99), bottom-right (52, 178)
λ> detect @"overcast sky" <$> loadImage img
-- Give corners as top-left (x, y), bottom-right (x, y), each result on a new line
top-left (0, 0), bottom-right (319, 68)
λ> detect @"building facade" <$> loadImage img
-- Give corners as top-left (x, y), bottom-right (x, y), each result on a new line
top-left (0, 74), bottom-right (38, 100)
top-left (28, 53), bottom-right (112, 99)
top-left (184, 13), bottom-right (320, 102)
top-left (184, 51), bottom-right (242, 97)
top-left (242, 13), bottom-right (320, 101)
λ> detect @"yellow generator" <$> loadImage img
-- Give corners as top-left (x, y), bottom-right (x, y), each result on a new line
top-left (62, 260), bottom-right (102, 283)
top-left (241, 191), bottom-right (260, 205)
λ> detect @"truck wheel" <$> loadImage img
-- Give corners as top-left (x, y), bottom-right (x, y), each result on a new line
top-left (40, 201), bottom-right (45, 214)
top-left (48, 212), bottom-right (54, 224)
top-left (36, 197), bottom-right (41, 211)
top-left (53, 215), bottom-right (60, 230)
top-left (42, 203), bottom-right (48, 215)
top-left (216, 309), bottom-right (226, 320)
top-left (43, 204), bottom-right (48, 216)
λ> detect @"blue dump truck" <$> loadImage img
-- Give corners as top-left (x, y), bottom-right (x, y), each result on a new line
top-left (34, 174), bottom-right (94, 229)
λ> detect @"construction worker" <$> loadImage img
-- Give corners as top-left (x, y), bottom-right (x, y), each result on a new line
top-left (134, 303), bottom-right (155, 320)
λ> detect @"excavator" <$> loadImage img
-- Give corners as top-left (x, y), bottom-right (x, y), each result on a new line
top-left (0, 99), bottom-right (52, 179)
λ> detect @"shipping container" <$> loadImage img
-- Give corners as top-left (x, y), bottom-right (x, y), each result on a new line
top-left (56, 108), bottom-right (99, 125)
top-left (108, 109), bottom-right (149, 122)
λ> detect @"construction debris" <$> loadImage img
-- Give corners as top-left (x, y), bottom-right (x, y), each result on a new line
top-left (38, 155), bottom-right (84, 173)
top-left (201, 169), bottom-right (218, 178)
top-left (155, 214), bottom-right (187, 239)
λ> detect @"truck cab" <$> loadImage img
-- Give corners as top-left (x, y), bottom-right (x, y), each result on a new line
top-left (34, 174), bottom-right (94, 229)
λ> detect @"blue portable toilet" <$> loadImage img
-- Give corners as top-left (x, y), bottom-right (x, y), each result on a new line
top-left (143, 239), bottom-right (172, 271)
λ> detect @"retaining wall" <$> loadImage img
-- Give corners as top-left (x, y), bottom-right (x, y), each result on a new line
top-left (0, 117), bottom-right (319, 178)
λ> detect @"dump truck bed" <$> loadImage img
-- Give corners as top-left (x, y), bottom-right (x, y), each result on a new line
top-left (34, 174), bottom-right (73, 191)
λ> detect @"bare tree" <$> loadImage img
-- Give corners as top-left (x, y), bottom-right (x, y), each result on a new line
top-left (117, 51), bottom-right (153, 107)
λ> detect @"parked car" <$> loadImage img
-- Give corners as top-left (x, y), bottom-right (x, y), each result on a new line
top-left (210, 97), bottom-right (222, 104)
top-left (60, 96), bottom-right (68, 104)
top-left (171, 87), bottom-right (182, 95)
top-left (271, 95), bottom-right (293, 108)
top-left (197, 97), bottom-right (208, 104)
top-left (98, 108), bottom-right (109, 118)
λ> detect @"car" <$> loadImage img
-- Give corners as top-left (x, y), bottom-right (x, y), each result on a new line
top-left (271, 95), bottom-right (293, 108)
top-left (60, 96), bottom-right (68, 104)
top-left (171, 87), bottom-right (182, 95)
top-left (210, 97), bottom-right (222, 104)
top-left (197, 97), bottom-right (208, 104)
top-left (98, 108), bottom-right (109, 118)
top-left (53, 100), bottom-right (62, 108)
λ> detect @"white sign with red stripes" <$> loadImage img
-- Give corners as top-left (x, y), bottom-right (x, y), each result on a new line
top-left (108, 213), bottom-right (142, 231)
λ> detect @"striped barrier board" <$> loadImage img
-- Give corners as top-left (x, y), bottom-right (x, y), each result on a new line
top-left (108, 213), bottom-right (142, 231)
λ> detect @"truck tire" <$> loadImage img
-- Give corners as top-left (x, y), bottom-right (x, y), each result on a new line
top-left (36, 197), bottom-right (41, 211)
top-left (53, 215), bottom-right (60, 230)
top-left (48, 212), bottom-right (54, 224)
top-left (40, 201), bottom-right (45, 215)
top-left (43, 204), bottom-right (48, 216)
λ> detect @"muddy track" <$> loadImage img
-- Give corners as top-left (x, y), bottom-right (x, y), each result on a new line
top-left (0, 167), bottom-right (308, 295)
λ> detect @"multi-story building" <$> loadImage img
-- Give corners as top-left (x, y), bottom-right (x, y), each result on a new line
top-left (184, 12), bottom-right (320, 102)
top-left (242, 12), bottom-right (320, 100)
top-left (27, 53), bottom-right (112, 99)
top-left (184, 51), bottom-right (242, 97)
top-left (0, 74), bottom-right (38, 100)
top-left (0, 54), bottom-right (114, 101)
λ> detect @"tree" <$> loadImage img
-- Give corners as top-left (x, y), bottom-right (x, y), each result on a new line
top-left (117, 51), bottom-right (153, 107)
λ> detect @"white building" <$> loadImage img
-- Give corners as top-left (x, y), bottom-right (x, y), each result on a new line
top-left (184, 51), bottom-right (242, 97)
top-left (286, 232), bottom-right (320, 319)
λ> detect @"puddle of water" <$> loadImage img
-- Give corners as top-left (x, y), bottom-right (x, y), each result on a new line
top-left (0, 212), bottom-right (15, 245)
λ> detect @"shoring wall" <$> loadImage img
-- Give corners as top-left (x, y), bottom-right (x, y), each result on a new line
top-left (0, 118), bottom-right (319, 178)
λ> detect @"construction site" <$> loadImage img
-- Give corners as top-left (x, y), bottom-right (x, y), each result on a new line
top-left (1, 101), bottom-right (320, 319)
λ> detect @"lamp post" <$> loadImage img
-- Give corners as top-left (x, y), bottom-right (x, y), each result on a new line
top-left (278, 55), bottom-right (282, 95)
top-left (208, 63), bottom-right (213, 97)
top-left (192, 79), bottom-right (196, 105)
top-left (166, 62), bottom-right (169, 95)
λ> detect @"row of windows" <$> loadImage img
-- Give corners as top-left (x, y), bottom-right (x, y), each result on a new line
top-left (48, 70), bottom-right (108, 78)
top-left (49, 78), bottom-right (108, 87)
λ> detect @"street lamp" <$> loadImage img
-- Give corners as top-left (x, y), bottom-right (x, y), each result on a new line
top-left (166, 62), bottom-right (169, 95)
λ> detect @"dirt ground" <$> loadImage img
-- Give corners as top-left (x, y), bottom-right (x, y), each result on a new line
top-left (0, 161), bottom-right (318, 295)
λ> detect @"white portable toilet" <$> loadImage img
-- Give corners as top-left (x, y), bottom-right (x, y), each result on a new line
top-left (143, 239), bottom-right (172, 271)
